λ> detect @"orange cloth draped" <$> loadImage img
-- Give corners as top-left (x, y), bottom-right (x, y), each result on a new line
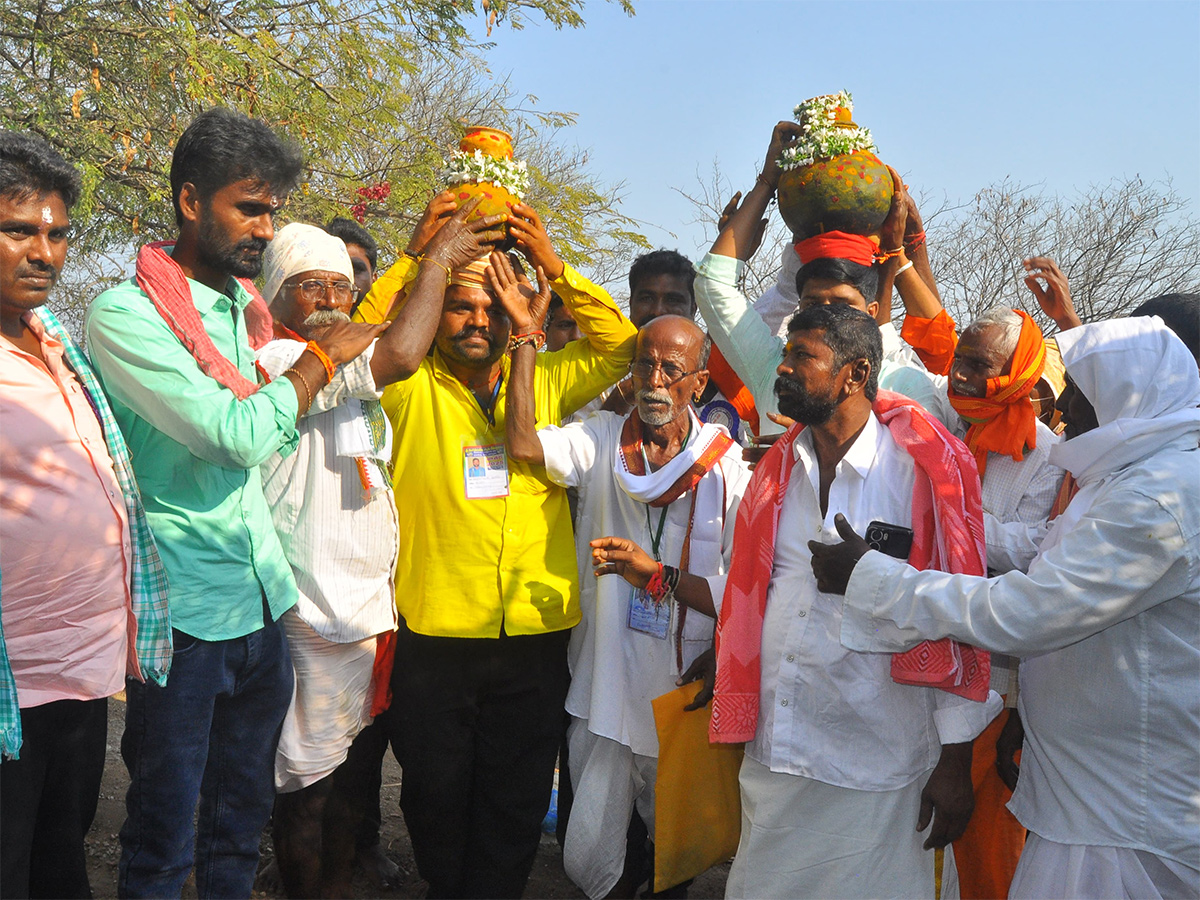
top-left (948, 312), bottom-right (1046, 477)
top-left (952, 711), bottom-right (1026, 899)
top-left (706, 344), bottom-right (760, 436)
top-left (900, 309), bottom-right (959, 376)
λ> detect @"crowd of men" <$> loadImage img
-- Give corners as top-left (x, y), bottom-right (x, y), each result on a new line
top-left (0, 107), bottom-right (1197, 900)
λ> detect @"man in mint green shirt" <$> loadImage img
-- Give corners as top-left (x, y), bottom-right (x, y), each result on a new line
top-left (86, 107), bottom-right (381, 899)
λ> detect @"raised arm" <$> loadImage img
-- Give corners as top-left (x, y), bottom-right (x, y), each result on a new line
top-left (1023, 256), bottom-right (1082, 332)
top-left (488, 250), bottom-right (551, 466)
top-left (370, 197), bottom-right (507, 386)
top-left (711, 121), bottom-right (802, 262)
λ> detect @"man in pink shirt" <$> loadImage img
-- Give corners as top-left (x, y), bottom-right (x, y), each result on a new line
top-left (0, 131), bottom-right (172, 900)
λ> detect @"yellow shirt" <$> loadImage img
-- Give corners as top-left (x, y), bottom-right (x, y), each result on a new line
top-left (354, 255), bottom-right (419, 324)
top-left (362, 260), bottom-right (636, 638)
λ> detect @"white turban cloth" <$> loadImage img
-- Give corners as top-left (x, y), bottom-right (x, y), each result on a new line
top-left (263, 222), bottom-right (355, 306)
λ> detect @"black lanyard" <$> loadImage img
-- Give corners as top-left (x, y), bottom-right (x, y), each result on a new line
top-left (472, 374), bottom-right (502, 428)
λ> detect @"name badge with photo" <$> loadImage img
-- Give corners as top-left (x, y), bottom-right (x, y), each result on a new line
top-left (627, 589), bottom-right (671, 640)
top-left (463, 444), bottom-right (509, 500)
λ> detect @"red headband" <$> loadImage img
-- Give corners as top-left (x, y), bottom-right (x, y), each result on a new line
top-left (794, 231), bottom-right (876, 267)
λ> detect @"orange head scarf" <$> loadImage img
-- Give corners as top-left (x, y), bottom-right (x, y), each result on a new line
top-left (948, 310), bottom-right (1046, 477)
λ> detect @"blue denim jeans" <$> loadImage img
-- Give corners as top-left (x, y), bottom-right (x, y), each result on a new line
top-left (118, 620), bottom-right (293, 899)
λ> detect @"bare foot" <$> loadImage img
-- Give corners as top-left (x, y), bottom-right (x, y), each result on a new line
top-left (356, 843), bottom-right (403, 890)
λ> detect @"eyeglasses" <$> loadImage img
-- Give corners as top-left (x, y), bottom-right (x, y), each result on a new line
top-left (287, 279), bottom-right (359, 303)
top-left (630, 358), bottom-right (702, 385)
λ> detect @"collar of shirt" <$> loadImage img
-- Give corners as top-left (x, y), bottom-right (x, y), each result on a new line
top-left (793, 412), bottom-right (882, 499)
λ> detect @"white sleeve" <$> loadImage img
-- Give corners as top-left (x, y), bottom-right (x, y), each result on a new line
top-left (933, 690), bottom-right (1003, 744)
top-left (536, 414), bottom-right (606, 488)
top-left (841, 485), bottom-right (1193, 658)
top-left (984, 512), bottom-right (1050, 575)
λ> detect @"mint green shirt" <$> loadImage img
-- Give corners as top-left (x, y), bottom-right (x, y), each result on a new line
top-left (86, 275), bottom-right (299, 640)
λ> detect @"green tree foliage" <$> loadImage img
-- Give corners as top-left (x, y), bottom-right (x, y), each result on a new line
top-left (0, 0), bottom-right (643, 325)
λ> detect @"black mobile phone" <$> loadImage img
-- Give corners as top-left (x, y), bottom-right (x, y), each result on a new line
top-left (865, 521), bottom-right (914, 561)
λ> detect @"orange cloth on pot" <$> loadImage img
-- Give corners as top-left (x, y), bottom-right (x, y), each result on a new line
top-left (947, 311), bottom-right (1046, 478)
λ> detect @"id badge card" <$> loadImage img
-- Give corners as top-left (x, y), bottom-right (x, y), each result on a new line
top-left (627, 589), bottom-right (671, 640)
top-left (463, 444), bottom-right (509, 499)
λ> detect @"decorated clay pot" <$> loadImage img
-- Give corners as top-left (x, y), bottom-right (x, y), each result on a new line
top-left (451, 180), bottom-right (519, 222)
top-left (460, 126), bottom-right (514, 159)
top-left (776, 95), bottom-right (893, 242)
top-left (777, 150), bottom-right (892, 241)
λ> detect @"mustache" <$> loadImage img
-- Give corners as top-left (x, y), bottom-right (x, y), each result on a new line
top-left (236, 237), bottom-right (268, 256)
top-left (304, 309), bottom-right (352, 328)
top-left (450, 326), bottom-right (496, 346)
top-left (774, 374), bottom-right (805, 397)
top-left (16, 259), bottom-right (58, 279)
top-left (636, 388), bottom-right (672, 405)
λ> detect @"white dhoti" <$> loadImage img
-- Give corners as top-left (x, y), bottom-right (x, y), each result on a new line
top-left (1009, 833), bottom-right (1200, 899)
top-left (562, 717), bottom-right (659, 900)
top-left (726, 755), bottom-right (955, 900)
top-left (274, 608), bottom-right (377, 793)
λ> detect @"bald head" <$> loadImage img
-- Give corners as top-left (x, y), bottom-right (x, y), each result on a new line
top-left (636, 315), bottom-right (710, 371)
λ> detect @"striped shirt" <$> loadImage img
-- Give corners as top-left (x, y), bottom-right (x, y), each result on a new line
top-left (257, 340), bottom-right (399, 642)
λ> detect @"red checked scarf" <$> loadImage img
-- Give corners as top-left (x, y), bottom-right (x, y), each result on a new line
top-left (135, 240), bottom-right (274, 399)
top-left (710, 390), bottom-right (991, 744)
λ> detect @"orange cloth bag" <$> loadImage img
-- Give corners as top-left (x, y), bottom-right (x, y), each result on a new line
top-left (651, 681), bottom-right (744, 893)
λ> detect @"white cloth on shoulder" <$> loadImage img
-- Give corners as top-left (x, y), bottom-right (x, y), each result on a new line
top-left (274, 608), bottom-right (377, 792)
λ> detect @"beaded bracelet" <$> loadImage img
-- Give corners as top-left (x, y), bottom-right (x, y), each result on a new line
top-left (305, 341), bottom-right (337, 381)
top-left (284, 366), bottom-right (314, 409)
top-left (507, 330), bottom-right (546, 353)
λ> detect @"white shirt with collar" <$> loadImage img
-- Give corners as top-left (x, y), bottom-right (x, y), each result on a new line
top-left (257, 339), bottom-right (399, 643)
top-left (748, 412), bottom-right (1001, 790)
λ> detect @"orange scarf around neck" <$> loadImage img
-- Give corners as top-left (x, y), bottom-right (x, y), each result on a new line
top-left (948, 311), bottom-right (1045, 477)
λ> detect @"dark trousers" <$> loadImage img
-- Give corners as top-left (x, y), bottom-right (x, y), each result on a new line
top-left (386, 620), bottom-right (570, 899)
top-left (349, 717), bottom-right (391, 852)
top-left (0, 697), bottom-right (108, 899)
top-left (118, 623), bottom-right (293, 899)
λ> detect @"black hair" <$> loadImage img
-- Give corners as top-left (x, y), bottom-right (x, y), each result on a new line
top-left (325, 217), bottom-right (378, 269)
top-left (795, 257), bottom-right (879, 307)
top-left (1131, 293), bottom-right (1200, 363)
top-left (628, 249), bottom-right (696, 300)
top-left (0, 130), bottom-right (82, 209)
top-left (786, 302), bottom-right (882, 400)
top-left (170, 107), bottom-right (304, 226)
top-left (547, 290), bottom-right (565, 314)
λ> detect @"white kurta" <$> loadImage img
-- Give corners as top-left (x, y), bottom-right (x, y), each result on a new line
top-left (841, 318), bottom-right (1200, 893)
top-left (728, 412), bottom-right (1001, 900)
top-left (538, 410), bottom-right (749, 757)
top-left (257, 339), bottom-right (399, 642)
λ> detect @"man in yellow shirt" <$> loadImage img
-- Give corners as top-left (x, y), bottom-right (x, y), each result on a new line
top-left (356, 200), bottom-right (636, 898)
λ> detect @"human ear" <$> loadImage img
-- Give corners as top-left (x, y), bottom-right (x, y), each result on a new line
top-left (692, 370), bottom-right (709, 401)
top-left (178, 183), bottom-right (203, 226)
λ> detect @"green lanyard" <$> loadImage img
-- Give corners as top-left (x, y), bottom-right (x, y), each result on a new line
top-left (644, 503), bottom-right (669, 562)
top-left (639, 416), bottom-right (692, 562)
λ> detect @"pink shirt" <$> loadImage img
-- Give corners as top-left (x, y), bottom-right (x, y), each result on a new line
top-left (0, 312), bottom-right (132, 707)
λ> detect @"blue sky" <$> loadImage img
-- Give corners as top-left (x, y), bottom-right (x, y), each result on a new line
top-left (467, 0), bottom-right (1200, 257)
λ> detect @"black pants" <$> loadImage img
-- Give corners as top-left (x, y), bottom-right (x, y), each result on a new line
top-left (0, 697), bottom-right (108, 899)
top-left (386, 621), bottom-right (570, 899)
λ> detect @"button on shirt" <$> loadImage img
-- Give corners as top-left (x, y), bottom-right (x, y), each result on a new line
top-left (0, 313), bottom-right (131, 706)
top-left (375, 264), bottom-right (637, 638)
top-left (87, 275), bottom-right (300, 640)
top-left (748, 413), bottom-right (999, 790)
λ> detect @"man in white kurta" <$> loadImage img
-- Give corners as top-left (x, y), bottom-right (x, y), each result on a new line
top-left (506, 314), bottom-right (750, 898)
top-left (822, 316), bottom-right (1200, 898)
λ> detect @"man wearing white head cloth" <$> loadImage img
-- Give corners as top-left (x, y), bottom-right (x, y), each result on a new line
top-left (255, 204), bottom-right (505, 898)
top-left (810, 316), bottom-right (1200, 899)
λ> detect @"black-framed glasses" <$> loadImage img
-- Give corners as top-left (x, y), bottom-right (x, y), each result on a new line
top-left (287, 278), bottom-right (359, 303)
top-left (630, 358), bottom-right (702, 385)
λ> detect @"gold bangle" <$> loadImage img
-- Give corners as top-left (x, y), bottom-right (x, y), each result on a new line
top-left (284, 366), bottom-right (314, 409)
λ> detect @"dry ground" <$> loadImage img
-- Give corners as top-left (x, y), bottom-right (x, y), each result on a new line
top-left (86, 697), bottom-right (731, 899)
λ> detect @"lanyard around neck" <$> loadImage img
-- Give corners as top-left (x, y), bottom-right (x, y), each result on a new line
top-left (472, 373), bottom-right (503, 428)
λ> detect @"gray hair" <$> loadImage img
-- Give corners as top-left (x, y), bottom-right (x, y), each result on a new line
top-left (965, 306), bottom-right (1022, 359)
